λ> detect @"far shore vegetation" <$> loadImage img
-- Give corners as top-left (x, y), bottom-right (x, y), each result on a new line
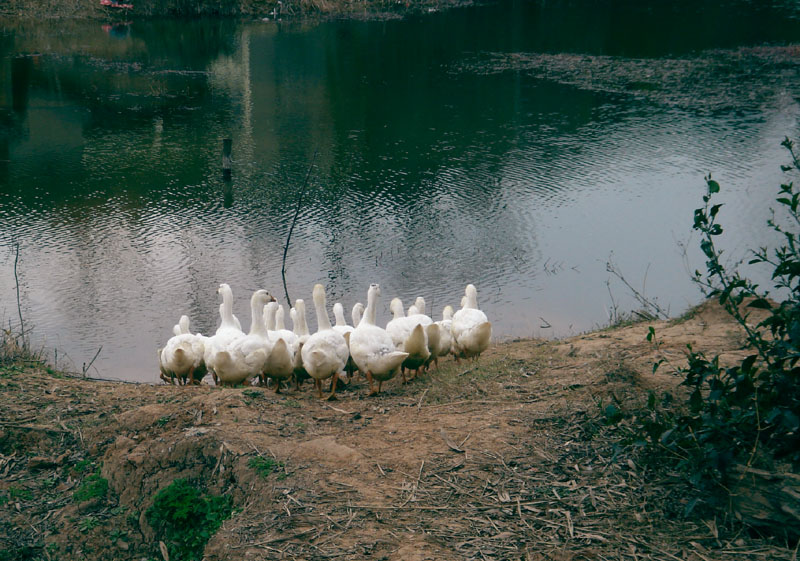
top-left (0, 0), bottom-right (473, 19)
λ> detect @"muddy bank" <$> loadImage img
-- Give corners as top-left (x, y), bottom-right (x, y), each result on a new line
top-left (0, 0), bottom-right (476, 19)
top-left (1, 300), bottom-right (797, 561)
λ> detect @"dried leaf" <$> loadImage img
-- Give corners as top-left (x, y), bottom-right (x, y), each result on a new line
top-left (439, 428), bottom-right (464, 453)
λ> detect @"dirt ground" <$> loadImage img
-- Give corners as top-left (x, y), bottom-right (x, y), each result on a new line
top-left (1, 300), bottom-right (797, 560)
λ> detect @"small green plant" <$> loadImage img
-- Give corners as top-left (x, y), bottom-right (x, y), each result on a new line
top-left (110, 505), bottom-right (127, 516)
top-left (248, 456), bottom-right (284, 479)
top-left (283, 399), bottom-right (301, 408)
top-left (126, 510), bottom-right (140, 528)
top-left (595, 397), bottom-right (625, 425)
top-left (242, 389), bottom-right (263, 399)
top-left (156, 416), bottom-right (171, 427)
top-left (73, 469), bottom-right (108, 503)
top-left (71, 459), bottom-right (93, 474)
top-left (109, 528), bottom-right (127, 544)
top-left (8, 486), bottom-right (32, 501)
top-left (146, 478), bottom-right (233, 561)
top-left (78, 516), bottom-right (101, 533)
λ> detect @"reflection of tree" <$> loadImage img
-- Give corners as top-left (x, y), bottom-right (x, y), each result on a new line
top-left (0, 18), bottom-right (242, 212)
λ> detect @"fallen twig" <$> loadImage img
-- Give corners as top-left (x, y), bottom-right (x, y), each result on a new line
top-left (0, 421), bottom-right (70, 434)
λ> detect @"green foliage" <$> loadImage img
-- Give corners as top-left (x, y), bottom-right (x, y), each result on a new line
top-left (145, 478), bottom-right (233, 561)
top-left (598, 400), bottom-right (624, 425)
top-left (78, 516), bottom-right (102, 533)
top-left (0, 543), bottom-right (43, 561)
top-left (73, 469), bottom-right (108, 503)
top-left (72, 459), bottom-right (93, 474)
top-left (5, 487), bottom-right (33, 502)
top-left (638, 139), bottom-right (800, 490)
top-left (248, 456), bottom-right (284, 478)
top-left (109, 528), bottom-right (128, 544)
top-left (126, 510), bottom-right (140, 528)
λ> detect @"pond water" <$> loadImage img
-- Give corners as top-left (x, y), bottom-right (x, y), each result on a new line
top-left (1, 0), bottom-right (800, 382)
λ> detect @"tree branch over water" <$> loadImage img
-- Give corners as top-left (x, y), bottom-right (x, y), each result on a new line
top-left (13, 242), bottom-right (25, 349)
top-left (282, 151), bottom-right (318, 306)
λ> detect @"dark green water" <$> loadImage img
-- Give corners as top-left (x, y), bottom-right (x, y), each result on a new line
top-left (1, 1), bottom-right (800, 381)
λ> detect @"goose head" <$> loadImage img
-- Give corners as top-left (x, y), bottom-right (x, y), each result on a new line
top-left (263, 301), bottom-right (279, 331)
top-left (464, 284), bottom-right (478, 309)
top-left (408, 305), bottom-right (420, 316)
top-left (275, 304), bottom-right (288, 331)
top-left (249, 290), bottom-right (272, 334)
top-left (294, 299), bottom-right (310, 337)
top-left (174, 315), bottom-right (190, 336)
top-left (442, 305), bottom-right (454, 321)
top-left (414, 296), bottom-right (426, 316)
top-left (352, 302), bottom-right (365, 327)
top-left (390, 297), bottom-right (405, 319)
top-left (363, 284), bottom-right (381, 326)
top-left (312, 284), bottom-right (332, 331)
top-left (218, 283), bottom-right (234, 302)
top-left (333, 302), bottom-right (348, 327)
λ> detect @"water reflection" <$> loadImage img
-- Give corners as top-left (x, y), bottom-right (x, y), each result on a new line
top-left (1, 1), bottom-right (799, 381)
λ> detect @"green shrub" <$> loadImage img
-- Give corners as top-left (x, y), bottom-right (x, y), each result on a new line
top-left (145, 478), bottom-right (232, 561)
top-left (642, 138), bottom-right (800, 490)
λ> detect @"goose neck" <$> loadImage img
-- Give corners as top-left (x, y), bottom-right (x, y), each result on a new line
top-left (249, 297), bottom-right (268, 336)
top-left (314, 289), bottom-right (332, 331)
top-left (365, 289), bottom-right (379, 326)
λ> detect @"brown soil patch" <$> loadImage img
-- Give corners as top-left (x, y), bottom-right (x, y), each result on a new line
top-left (0, 300), bottom-right (796, 560)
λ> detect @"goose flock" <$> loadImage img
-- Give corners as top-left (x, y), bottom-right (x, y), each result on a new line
top-left (158, 283), bottom-right (492, 399)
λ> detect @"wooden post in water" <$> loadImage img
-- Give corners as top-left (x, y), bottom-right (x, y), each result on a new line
top-left (222, 138), bottom-right (232, 181)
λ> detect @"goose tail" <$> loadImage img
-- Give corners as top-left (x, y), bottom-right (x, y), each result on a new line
top-left (404, 324), bottom-right (430, 360)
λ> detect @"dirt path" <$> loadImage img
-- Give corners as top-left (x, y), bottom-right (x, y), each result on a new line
top-left (1, 301), bottom-right (795, 560)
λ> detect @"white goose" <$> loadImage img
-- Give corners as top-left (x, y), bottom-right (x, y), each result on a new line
top-left (219, 282), bottom-right (243, 332)
top-left (158, 315), bottom-right (207, 385)
top-left (386, 297), bottom-right (430, 381)
top-left (333, 302), bottom-right (356, 383)
top-left (332, 303), bottom-right (354, 337)
top-left (262, 305), bottom-right (298, 392)
top-left (451, 284), bottom-right (492, 360)
top-left (349, 284), bottom-right (409, 395)
top-left (409, 297), bottom-right (441, 372)
top-left (348, 302), bottom-right (366, 380)
top-left (301, 284), bottom-right (350, 399)
top-left (352, 302), bottom-right (365, 327)
top-left (212, 289), bottom-right (273, 386)
top-left (290, 299), bottom-right (311, 390)
top-left (204, 283), bottom-right (246, 385)
top-left (263, 301), bottom-right (278, 334)
top-left (430, 305), bottom-right (455, 368)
